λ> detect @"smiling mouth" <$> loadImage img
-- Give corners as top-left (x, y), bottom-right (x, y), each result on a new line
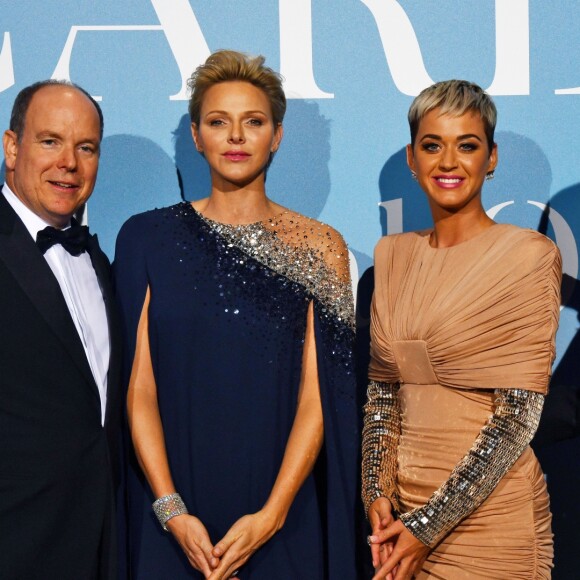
top-left (436, 177), bottom-right (462, 184)
top-left (49, 181), bottom-right (79, 189)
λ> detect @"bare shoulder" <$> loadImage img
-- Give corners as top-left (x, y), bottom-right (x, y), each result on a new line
top-left (278, 209), bottom-right (350, 280)
top-left (278, 208), bottom-right (348, 251)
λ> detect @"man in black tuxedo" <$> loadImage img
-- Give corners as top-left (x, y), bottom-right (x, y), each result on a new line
top-left (0, 80), bottom-right (121, 579)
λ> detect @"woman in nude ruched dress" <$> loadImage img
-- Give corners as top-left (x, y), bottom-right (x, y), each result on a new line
top-left (362, 80), bottom-right (561, 579)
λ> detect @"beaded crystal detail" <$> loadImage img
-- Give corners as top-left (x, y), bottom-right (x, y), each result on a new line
top-left (361, 380), bottom-right (401, 515)
top-left (192, 206), bottom-right (354, 330)
top-left (152, 492), bottom-right (189, 531)
top-left (399, 388), bottom-right (545, 547)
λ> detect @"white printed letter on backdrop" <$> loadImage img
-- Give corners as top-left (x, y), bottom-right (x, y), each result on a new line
top-left (0, 32), bottom-right (15, 93)
top-left (279, 0), bottom-right (334, 99)
top-left (361, 0), bottom-right (529, 96)
top-left (52, 0), bottom-right (210, 101)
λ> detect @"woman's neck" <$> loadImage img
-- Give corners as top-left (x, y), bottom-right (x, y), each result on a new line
top-left (430, 211), bottom-right (495, 249)
top-left (191, 188), bottom-right (282, 226)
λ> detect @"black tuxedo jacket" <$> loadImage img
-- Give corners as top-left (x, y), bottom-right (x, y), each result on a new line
top-left (0, 189), bottom-right (122, 579)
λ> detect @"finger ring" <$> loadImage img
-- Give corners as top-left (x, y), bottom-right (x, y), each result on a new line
top-left (231, 571), bottom-right (240, 578)
top-left (366, 535), bottom-right (372, 546)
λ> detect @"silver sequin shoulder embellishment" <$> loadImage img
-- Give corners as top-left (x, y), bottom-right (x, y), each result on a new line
top-left (193, 207), bottom-right (354, 329)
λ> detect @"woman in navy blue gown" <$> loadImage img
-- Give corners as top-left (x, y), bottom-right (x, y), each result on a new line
top-left (114, 50), bottom-right (358, 579)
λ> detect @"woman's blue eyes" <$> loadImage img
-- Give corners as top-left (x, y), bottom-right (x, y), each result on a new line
top-left (208, 118), bottom-right (264, 126)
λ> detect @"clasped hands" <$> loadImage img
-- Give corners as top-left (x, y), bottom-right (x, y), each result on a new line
top-left (166, 510), bottom-right (278, 579)
top-left (367, 498), bottom-right (430, 580)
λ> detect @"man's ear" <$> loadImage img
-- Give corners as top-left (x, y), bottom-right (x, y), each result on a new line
top-left (3, 130), bottom-right (18, 170)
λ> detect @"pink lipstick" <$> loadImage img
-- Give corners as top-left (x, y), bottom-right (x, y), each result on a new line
top-left (432, 175), bottom-right (464, 189)
top-left (223, 150), bottom-right (250, 162)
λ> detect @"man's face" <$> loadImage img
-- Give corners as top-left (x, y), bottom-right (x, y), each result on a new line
top-left (2, 85), bottom-right (101, 228)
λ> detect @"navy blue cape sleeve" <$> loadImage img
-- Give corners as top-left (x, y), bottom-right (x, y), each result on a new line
top-left (314, 300), bottom-right (359, 578)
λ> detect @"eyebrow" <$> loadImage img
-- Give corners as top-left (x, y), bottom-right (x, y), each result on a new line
top-left (420, 133), bottom-right (483, 142)
top-left (35, 130), bottom-right (60, 139)
top-left (204, 109), bottom-right (269, 116)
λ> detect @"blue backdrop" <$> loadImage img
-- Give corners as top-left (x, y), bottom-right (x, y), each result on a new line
top-left (1, 1), bottom-right (579, 575)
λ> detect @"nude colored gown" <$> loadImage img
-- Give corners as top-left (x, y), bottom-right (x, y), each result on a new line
top-left (368, 224), bottom-right (561, 578)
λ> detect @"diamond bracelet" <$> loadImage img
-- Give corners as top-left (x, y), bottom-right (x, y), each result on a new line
top-left (152, 492), bottom-right (189, 531)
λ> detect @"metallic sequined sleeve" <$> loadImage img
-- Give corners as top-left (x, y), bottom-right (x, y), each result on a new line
top-left (400, 388), bottom-right (545, 548)
top-left (361, 380), bottom-right (401, 516)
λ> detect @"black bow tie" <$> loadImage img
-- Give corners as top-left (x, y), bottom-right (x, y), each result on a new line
top-left (36, 222), bottom-right (90, 256)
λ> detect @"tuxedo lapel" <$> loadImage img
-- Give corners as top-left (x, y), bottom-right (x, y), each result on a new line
top-left (0, 191), bottom-right (98, 395)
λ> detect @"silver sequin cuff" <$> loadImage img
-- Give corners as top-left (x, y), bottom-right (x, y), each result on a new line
top-left (400, 389), bottom-right (545, 548)
top-left (152, 492), bottom-right (189, 531)
top-left (361, 380), bottom-right (401, 515)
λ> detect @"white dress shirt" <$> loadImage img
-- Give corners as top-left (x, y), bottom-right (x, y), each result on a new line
top-left (2, 184), bottom-right (109, 424)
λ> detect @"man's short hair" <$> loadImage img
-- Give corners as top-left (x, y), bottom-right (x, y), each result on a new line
top-left (9, 79), bottom-right (104, 141)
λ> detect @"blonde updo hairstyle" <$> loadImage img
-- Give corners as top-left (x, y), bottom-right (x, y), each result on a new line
top-left (187, 50), bottom-right (287, 127)
top-left (408, 80), bottom-right (497, 152)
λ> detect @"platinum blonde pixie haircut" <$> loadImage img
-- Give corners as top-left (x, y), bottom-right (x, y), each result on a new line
top-left (408, 80), bottom-right (497, 151)
top-left (187, 49), bottom-right (286, 127)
